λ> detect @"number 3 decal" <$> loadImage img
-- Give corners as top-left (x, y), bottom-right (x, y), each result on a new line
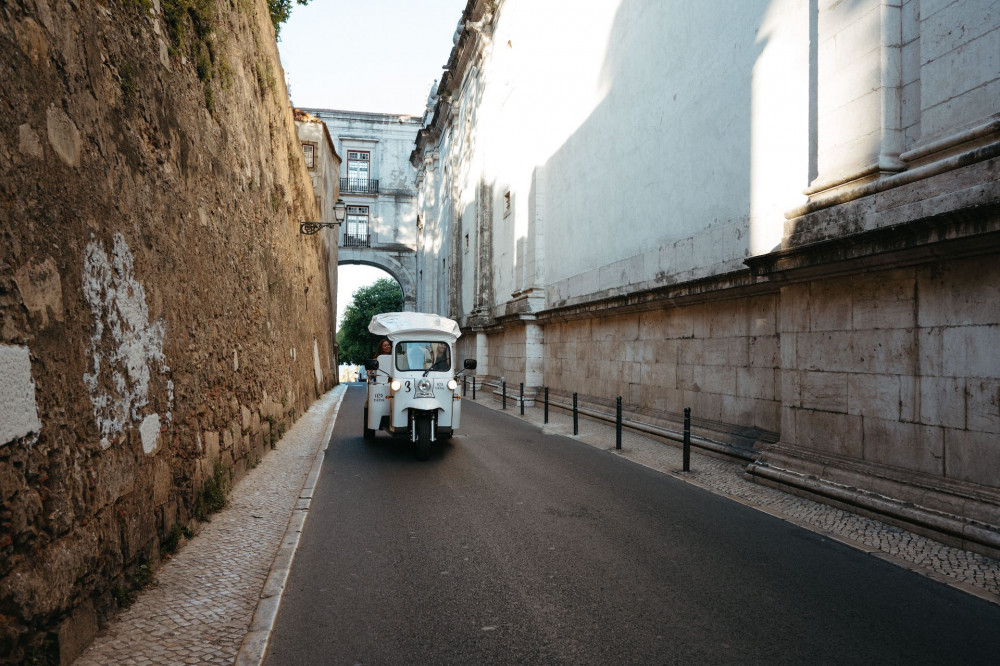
top-left (405, 380), bottom-right (412, 393)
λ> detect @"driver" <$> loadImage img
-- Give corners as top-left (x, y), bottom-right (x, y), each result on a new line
top-left (429, 343), bottom-right (450, 371)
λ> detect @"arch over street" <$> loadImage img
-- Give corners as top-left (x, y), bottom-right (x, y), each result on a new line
top-left (337, 252), bottom-right (416, 312)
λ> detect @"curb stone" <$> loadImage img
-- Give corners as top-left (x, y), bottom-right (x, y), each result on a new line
top-left (235, 385), bottom-right (346, 666)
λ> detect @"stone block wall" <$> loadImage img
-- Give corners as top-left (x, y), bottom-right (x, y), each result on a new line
top-left (780, 256), bottom-right (1000, 485)
top-left (487, 324), bottom-right (525, 386)
top-left (0, 1), bottom-right (336, 662)
top-left (537, 294), bottom-right (782, 439)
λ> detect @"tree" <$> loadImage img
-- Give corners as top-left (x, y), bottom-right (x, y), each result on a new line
top-left (268, 0), bottom-right (311, 38)
top-left (337, 278), bottom-right (404, 364)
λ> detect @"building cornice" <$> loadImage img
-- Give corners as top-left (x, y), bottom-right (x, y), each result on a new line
top-left (410, 0), bottom-right (495, 168)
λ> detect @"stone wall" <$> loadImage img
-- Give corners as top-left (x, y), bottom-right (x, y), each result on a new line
top-left (0, 1), bottom-right (336, 662)
top-left (486, 324), bottom-right (525, 388)
top-left (539, 294), bottom-right (782, 442)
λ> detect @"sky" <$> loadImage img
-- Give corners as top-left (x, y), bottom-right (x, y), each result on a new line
top-left (277, 1), bottom-right (468, 327)
top-left (277, 0), bottom-right (469, 115)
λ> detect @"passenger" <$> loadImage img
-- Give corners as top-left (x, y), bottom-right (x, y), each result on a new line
top-left (368, 339), bottom-right (392, 382)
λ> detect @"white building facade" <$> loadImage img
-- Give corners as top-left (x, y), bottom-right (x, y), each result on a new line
top-left (412, 0), bottom-right (1000, 556)
top-left (304, 108), bottom-right (423, 309)
top-left (294, 109), bottom-right (342, 345)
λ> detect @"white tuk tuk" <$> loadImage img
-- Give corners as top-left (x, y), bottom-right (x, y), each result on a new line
top-left (362, 312), bottom-right (476, 460)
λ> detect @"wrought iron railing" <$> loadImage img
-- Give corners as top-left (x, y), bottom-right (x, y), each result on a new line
top-left (340, 178), bottom-right (380, 194)
top-left (343, 232), bottom-right (370, 248)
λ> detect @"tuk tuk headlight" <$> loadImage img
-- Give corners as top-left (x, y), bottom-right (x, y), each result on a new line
top-left (447, 379), bottom-right (458, 391)
top-left (390, 379), bottom-right (401, 392)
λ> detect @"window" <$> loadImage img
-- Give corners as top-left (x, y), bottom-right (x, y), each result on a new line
top-left (464, 233), bottom-right (469, 253)
top-left (395, 341), bottom-right (450, 372)
top-left (302, 143), bottom-right (316, 168)
top-left (503, 190), bottom-right (511, 217)
top-left (347, 150), bottom-right (370, 184)
top-left (345, 205), bottom-right (370, 247)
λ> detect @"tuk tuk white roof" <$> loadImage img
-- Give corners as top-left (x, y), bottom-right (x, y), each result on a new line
top-left (368, 312), bottom-right (462, 341)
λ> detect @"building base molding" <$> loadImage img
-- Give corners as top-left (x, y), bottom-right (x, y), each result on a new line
top-left (747, 447), bottom-right (1000, 560)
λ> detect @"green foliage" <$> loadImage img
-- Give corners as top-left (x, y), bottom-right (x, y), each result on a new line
top-left (111, 554), bottom-right (157, 611)
top-left (336, 278), bottom-right (404, 364)
top-left (269, 0), bottom-right (312, 38)
top-left (160, 523), bottom-right (192, 558)
top-left (118, 0), bottom-right (154, 11)
top-left (162, 0), bottom-right (214, 50)
top-left (135, 557), bottom-right (155, 589)
top-left (162, 0), bottom-right (218, 113)
top-left (112, 584), bottom-right (134, 608)
top-left (255, 58), bottom-right (276, 97)
top-left (119, 61), bottom-right (137, 102)
top-left (196, 462), bottom-right (230, 520)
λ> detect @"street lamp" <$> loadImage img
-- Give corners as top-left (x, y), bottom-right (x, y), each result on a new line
top-left (300, 198), bottom-right (347, 235)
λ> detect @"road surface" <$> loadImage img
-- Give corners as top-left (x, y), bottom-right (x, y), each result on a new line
top-left (265, 385), bottom-right (1000, 665)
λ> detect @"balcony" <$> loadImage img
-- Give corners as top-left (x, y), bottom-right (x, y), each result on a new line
top-left (340, 178), bottom-right (379, 195)
top-left (343, 230), bottom-right (370, 248)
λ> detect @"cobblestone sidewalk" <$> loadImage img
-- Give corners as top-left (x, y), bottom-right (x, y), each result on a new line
top-left (73, 386), bottom-right (346, 666)
top-left (471, 393), bottom-right (1000, 604)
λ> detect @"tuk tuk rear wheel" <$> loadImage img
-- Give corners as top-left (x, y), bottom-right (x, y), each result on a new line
top-left (414, 414), bottom-right (432, 461)
top-left (363, 406), bottom-right (375, 440)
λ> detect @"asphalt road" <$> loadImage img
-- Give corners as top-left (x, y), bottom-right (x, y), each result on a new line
top-left (264, 384), bottom-right (1000, 665)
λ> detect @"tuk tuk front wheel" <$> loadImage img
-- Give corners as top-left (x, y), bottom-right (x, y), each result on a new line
top-left (414, 414), bottom-right (432, 461)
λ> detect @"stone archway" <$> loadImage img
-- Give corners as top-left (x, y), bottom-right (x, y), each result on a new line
top-left (337, 251), bottom-right (416, 312)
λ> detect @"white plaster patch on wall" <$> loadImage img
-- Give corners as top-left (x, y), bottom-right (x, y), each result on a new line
top-left (313, 339), bottom-right (323, 388)
top-left (0, 344), bottom-right (43, 446)
top-left (165, 379), bottom-right (174, 425)
top-left (140, 413), bottom-right (161, 455)
top-left (82, 234), bottom-right (169, 449)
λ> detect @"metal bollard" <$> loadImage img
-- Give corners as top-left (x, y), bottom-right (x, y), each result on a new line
top-left (463, 375), bottom-right (467, 397)
top-left (616, 396), bottom-right (622, 450)
top-left (683, 407), bottom-right (691, 472)
top-left (473, 377), bottom-right (476, 400)
top-left (502, 380), bottom-right (507, 410)
top-left (573, 392), bottom-right (579, 435)
top-left (520, 382), bottom-right (524, 415)
top-left (544, 386), bottom-right (549, 424)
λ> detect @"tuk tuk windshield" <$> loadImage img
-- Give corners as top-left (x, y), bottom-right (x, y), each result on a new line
top-left (395, 341), bottom-right (451, 372)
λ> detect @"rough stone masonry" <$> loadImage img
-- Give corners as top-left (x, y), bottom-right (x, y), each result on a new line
top-left (0, 1), bottom-right (336, 663)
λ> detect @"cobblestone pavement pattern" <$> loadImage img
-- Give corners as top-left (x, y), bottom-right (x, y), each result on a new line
top-left (74, 383), bottom-right (999, 665)
top-left (74, 386), bottom-right (346, 666)
top-left (476, 393), bottom-right (1000, 602)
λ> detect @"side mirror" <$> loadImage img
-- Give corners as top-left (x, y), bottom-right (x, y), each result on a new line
top-left (464, 359), bottom-right (477, 370)
top-left (364, 359), bottom-right (379, 371)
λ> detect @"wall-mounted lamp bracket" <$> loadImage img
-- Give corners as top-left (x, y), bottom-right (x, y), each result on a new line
top-left (299, 222), bottom-right (340, 235)
top-left (299, 197), bottom-right (347, 235)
